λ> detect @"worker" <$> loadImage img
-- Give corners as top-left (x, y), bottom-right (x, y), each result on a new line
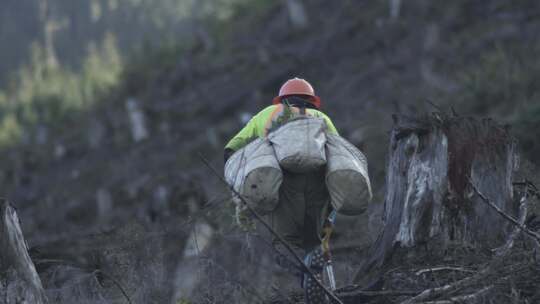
top-left (224, 78), bottom-right (338, 303)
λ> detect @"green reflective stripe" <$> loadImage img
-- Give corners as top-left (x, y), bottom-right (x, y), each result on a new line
top-left (225, 105), bottom-right (339, 151)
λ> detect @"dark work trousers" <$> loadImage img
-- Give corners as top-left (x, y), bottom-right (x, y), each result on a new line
top-left (267, 168), bottom-right (331, 277)
top-left (263, 168), bottom-right (331, 298)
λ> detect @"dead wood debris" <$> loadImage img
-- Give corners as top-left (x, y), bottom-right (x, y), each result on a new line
top-left (414, 267), bottom-right (475, 276)
top-left (470, 177), bottom-right (540, 246)
top-left (417, 285), bottom-right (493, 304)
top-left (324, 183), bottom-right (540, 304)
top-left (388, 184), bottom-right (538, 304)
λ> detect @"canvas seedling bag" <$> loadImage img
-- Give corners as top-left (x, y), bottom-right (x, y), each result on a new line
top-left (225, 138), bottom-right (282, 215)
top-left (267, 117), bottom-right (327, 173)
top-left (325, 134), bottom-right (372, 215)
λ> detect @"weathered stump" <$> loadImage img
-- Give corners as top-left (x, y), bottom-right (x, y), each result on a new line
top-left (356, 113), bottom-right (518, 284)
top-left (0, 199), bottom-right (48, 303)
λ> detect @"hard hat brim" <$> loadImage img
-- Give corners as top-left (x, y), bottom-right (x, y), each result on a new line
top-left (272, 95), bottom-right (322, 109)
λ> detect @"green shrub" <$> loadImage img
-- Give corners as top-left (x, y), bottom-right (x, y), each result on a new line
top-left (0, 35), bottom-right (122, 148)
top-left (0, 114), bottom-right (22, 146)
top-left (0, 0), bottom-right (271, 149)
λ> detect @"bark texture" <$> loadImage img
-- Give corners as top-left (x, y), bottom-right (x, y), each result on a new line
top-left (0, 199), bottom-right (48, 303)
top-left (357, 113), bottom-right (518, 283)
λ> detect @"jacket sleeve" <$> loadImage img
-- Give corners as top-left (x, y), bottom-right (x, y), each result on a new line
top-left (224, 116), bottom-right (259, 152)
top-left (322, 113), bottom-right (339, 135)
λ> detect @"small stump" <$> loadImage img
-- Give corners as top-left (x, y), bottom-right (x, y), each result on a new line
top-left (1, 199), bottom-right (48, 303)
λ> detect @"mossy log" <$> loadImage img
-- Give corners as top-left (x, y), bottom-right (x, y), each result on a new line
top-left (356, 113), bottom-right (518, 285)
top-left (0, 199), bottom-right (48, 303)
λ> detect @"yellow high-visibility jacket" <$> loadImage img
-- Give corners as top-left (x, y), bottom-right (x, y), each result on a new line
top-left (225, 104), bottom-right (339, 152)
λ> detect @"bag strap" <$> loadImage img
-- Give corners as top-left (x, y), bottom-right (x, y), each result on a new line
top-left (283, 98), bottom-right (307, 116)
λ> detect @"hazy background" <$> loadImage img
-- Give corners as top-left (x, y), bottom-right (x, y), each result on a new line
top-left (1, 0), bottom-right (539, 303)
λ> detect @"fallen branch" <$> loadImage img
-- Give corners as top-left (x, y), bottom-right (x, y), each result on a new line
top-left (492, 193), bottom-right (529, 256)
top-left (398, 272), bottom-right (485, 304)
top-left (414, 267), bottom-right (475, 276)
top-left (338, 289), bottom-right (419, 298)
top-left (469, 177), bottom-right (540, 246)
top-left (95, 270), bottom-right (133, 304)
top-left (419, 285), bottom-right (493, 304)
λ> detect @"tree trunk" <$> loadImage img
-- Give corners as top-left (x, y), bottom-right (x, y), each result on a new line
top-left (389, 0), bottom-right (402, 19)
top-left (356, 113), bottom-right (518, 285)
top-left (39, 0), bottom-right (59, 69)
top-left (284, 0), bottom-right (309, 29)
top-left (0, 199), bottom-right (48, 303)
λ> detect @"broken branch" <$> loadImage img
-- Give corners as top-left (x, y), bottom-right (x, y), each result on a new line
top-left (414, 267), bottom-right (475, 276)
top-left (418, 285), bottom-right (493, 304)
top-left (469, 177), bottom-right (540, 246)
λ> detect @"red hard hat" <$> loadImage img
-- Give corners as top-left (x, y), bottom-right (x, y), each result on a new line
top-left (272, 78), bottom-right (322, 109)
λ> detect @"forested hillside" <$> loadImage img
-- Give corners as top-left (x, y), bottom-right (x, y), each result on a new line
top-left (0, 0), bottom-right (252, 83)
top-left (1, 1), bottom-right (539, 303)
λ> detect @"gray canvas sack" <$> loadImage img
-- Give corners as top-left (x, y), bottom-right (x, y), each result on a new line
top-left (325, 134), bottom-right (372, 215)
top-left (267, 117), bottom-right (328, 173)
top-left (224, 138), bottom-right (282, 215)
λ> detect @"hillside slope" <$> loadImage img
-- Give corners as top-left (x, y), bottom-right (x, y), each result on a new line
top-left (1, 1), bottom-right (540, 303)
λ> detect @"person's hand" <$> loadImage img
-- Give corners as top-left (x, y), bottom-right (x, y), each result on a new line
top-left (235, 200), bottom-right (255, 231)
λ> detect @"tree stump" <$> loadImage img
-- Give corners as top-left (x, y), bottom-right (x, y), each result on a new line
top-left (356, 113), bottom-right (518, 285)
top-left (0, 199), bottom-right (48, 303)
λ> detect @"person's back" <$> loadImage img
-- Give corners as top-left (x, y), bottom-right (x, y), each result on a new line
top-left (224, 104), bottom-right (338, 158)
top-left (224, 78), bottom-right (337, 304)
